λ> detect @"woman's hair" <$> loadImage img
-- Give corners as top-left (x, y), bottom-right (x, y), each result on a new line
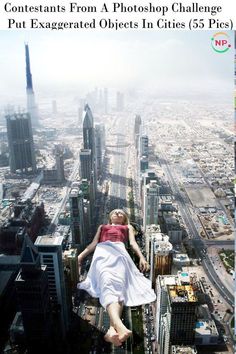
top-left (108, 209), bottom-right (129, 225)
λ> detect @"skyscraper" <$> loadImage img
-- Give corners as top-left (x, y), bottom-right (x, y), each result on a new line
top-left (79, 179), bottom-right (92, 240)
top-left (140, 134), bottom-right (149, 157)
top-left (82, 104), bottom-right (97, 197)
top-left (143, 180), bottom-right (159, 231)
top-left (15, 235), bottom-right (53, 353)
top-left (62, 248), bottom-right (79, 289)
top-left (138, 134), bottom-right (149, 175)
top-left (83, 104), bottom-right (95, 160)
top-left (79, 149), bottom-right (92, 180)
top-left (6, 113), bottom-right (36, 174)
top-left (69, 186), bottom-right (85, 248)
top-left (149, 231), bottom-right (172, 285)
top-left (35, 235), bottom-right (70, 337)
top-left (25, 43), bottom-right (39, 126)
top-left (140, 155), bottom-right (149, 172)
top-left (156, 273), bottom-right (198, 353)
top-left (168, 284), bottom-right (198, 345)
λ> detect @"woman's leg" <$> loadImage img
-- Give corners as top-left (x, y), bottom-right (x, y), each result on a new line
top-left (106, 302), bottom-right (132, 342)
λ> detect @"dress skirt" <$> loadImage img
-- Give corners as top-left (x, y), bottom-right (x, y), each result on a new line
top-left (78, 241), bottom-right (156, 309)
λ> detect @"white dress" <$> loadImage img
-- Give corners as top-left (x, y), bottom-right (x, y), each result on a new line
top-left (78, 240), bottom-right (156, 309)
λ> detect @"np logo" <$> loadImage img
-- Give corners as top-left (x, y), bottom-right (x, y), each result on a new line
top-left (211, 32), bottom-right (231, 53)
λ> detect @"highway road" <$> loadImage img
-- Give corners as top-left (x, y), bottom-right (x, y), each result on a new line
top-left (108, 118), bottom-right (131, 212)
top-left (205, 239), bottom-right (234, 247)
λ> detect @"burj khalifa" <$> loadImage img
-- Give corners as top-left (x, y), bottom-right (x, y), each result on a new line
top-left (25, 43), bottom-right (39, 126)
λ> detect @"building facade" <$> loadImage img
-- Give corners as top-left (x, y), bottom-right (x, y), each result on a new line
top-left (6, 113), bottom-right (36, 174)
top-left (79, 149), bottom-right (92, 180)
top-left (150, 233), bottom-right (172, 285)
top-left (143, 180), bottom-right (160, 230)
top-left (15, 236), bottom-right (53, 353)
top-left (35, 235), bottom-right (70, 337)
top-left (156, 273), bottom-right (198, 353)
top-left (69, 187), bottom-right (85, 248)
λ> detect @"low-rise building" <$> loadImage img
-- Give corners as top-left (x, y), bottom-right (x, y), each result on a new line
top-left (173, 253), bottom-right (190, 268)
top-left (195, 304), bottom-right (219, 345)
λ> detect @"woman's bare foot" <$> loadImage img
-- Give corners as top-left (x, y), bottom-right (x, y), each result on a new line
top-left (114, 322), bottom-right (132, 342)
top-left (104, 326), bottom-right (122, 347)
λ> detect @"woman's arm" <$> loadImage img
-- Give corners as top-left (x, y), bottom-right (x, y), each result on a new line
top-left (128, 224), bottom-right (149, 272)
top-left (77, 225), bottom-right (102, 266)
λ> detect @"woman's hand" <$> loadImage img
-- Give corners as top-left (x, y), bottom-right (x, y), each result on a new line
top-left (139, 257), bottom-right (150, 273)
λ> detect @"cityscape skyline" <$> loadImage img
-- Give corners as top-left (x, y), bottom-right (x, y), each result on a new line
top-left (0, 30), bottom-right (234, 107)
top-left (0, 30), bottom-right (234, 354)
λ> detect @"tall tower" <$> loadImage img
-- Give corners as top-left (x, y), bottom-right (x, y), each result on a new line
top-left (82, 103), bottom-right (97, 196)
top-left (168, 284), bottom-right (198, 345)
top-left (69, 187), bottom-right (85, 248)
top-left (83, 104), bottom-right (95, 160)
top-left (151, 233), bottom-right (172, 285)
top-left (143, 180), bottom-right (159, 231)
top-left (15, 235), bottom-right (53, 353)
top-left (79, 179), bottom-right (92, 241)
top-left (6, 113), bottom-right (36, 174)
top-left (156, 273), bottom-right (198, 353)
top-left (140, 134), bottom-right (149, 157)
top-left (25, 43), bottom-right (39, 126)
top-left (79, 149), bottom-right (92, 180)
top-left (35, 235), bottom-right (70, 337)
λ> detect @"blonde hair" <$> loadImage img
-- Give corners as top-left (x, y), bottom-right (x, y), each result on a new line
top-left (108, 209), bottom-right (129, 225)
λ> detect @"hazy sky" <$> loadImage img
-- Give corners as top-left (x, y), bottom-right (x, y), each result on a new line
top-left (0, 30), bottom-right (234, 102)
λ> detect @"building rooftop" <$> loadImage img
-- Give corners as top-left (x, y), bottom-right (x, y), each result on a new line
top-left (195, 304), bottom-right (219, 337)
top-left (80, 149), bottom-right (92, 158)
top-left (171, 345), bottom-right (197, 354)
top-left (173, 253), bottom-right (190, 262)
top-left (168, 284), bottom-right (197, 303)
top-left (70, 187), bottom-right (79, 196)
top-left (35, 235), bottom-right (63, 246)
top-left (158, 274), bottom-right (178, 287)
top-left (146, 224), bottom-right (161, 234)
top-left (63, 248), bottom-right (77, 259)
top-left (195, 319), bottom-right (218, 337)
top-left (153, 233), bottom-right (173, 254)
top-left (21, 182), bottom-right (40, 202)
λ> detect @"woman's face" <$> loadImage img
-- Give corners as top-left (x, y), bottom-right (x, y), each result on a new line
top-left (110, 210), bottom-right (125, 224)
